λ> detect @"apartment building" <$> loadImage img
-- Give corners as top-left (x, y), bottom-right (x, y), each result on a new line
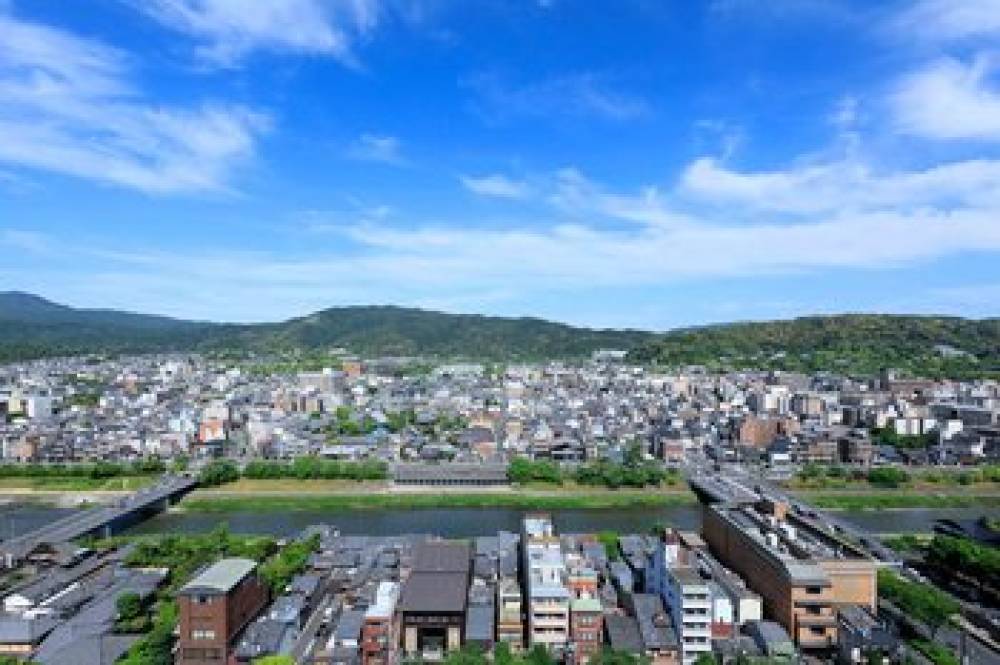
top-left (362, 581), bottom-right (400, 665)
top-left (568, 597), bottom-right (603, 665)
top-left (521, 515), bottom-right (570, 656)
top-left (647, 530), bottom-right (710, 664)
top-left (662, 567), bottom-right (712, 664)
top-left (702, 499), bottom-right (876, 651)
top-left (176, 558), bottom-right (269, 665)
top-left (496, 578), bottom-right (524, 651)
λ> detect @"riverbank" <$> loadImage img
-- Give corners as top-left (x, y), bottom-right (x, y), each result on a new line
top-left (181, 485), bottom-right (698, 512)
top-left (793, 489), bottom-right (1000, 510)
top-left (0, 476), bottom-right (154, 492)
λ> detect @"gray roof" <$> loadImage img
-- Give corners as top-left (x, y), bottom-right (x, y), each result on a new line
top-left (411, 541), bottom-right (471, 573)
top-left (605, 615), bottom-right (644, 653)
top-left (179, 558), bottom-right (256, 595)
top-left (398, 571), bottom-right (468, 613)
top-left (235, 618), bottom-right (294, 659)
top-left (631, 594), bottom-right (678, 651)
top-left (290, 573), bottom-right (322, 597)
top-left (465, 604), bottom-right (494, 643)
top-left (334, 609), bottom-right (365, 642)
top-left (747, 620), bottom-right (794, 649)
top-left (34, 569), bottom-right (164, 665)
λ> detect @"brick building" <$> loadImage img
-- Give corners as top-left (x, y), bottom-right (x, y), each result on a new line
top-left (176, 558), bottom-right (269, 665)
top-left (569, 597), bottom-right (603, 665)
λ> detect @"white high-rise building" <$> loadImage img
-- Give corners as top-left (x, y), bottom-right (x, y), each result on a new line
top-left (649, 530), bottom-right (712, 665)
top-left (521, 514), bottom-right (570, 656)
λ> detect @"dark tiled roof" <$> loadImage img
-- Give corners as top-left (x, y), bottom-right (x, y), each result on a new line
top-left (398, 572), bottom-right (468, 613)
top-left (411, 542), bottom-right (471, 573)
top-left (605, 615), bottom-right (643, 653)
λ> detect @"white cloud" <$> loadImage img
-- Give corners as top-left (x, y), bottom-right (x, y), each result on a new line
top-left (460, 174), bottom-right (529, 199)
top-left (548, 167), bottom-right (693, 228)
top-left (57, 200), bottom-right (1000, 322)
top-left (829, 95), bottom-right (859, 131)
top-left (891, 54), bottom-right (1000, 142)
top-left (0, 13), bottom-right (270, 194)
top-left (346, 133), bottom-right (406, 165)
top-left (893, 0), bottom-right (1000, 43)
top-left (680, 156), bottom-right (1000, 214)
top-left (132, 0), bottom-right (379, 66)
top-left (464, 72), bottom-right (648, 123)
top-left (16, 142), bottom-right (1000, 323)
top-left (45, 146), bottom-right (1000, 321)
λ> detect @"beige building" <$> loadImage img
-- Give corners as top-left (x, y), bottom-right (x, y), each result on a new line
top-left (702, 499), bottom-right (876, 651)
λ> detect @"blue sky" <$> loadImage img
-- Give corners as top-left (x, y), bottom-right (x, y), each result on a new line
top-left (2, 0), bottom-right (1000, 330)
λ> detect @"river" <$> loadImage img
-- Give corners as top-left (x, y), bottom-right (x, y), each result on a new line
top-left (92, 506), bottom-right (1000, 538)
top-left (1, 503), bottom-right (995, 540)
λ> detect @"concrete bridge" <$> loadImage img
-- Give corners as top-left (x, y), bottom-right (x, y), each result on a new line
top-left (0, 474), bottom-right (197, 568)
top-left (687, 472), bottom-right (760, 505)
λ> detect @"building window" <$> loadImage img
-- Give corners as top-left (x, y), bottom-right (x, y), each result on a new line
top-left (195, 595), bottom-right (211, 604)
top-left (809, 626), bottom-right (826, 636)
top-left (806, 586), bottom-right (823, 595)
top-left (191, 629), bottom-right (217, 640)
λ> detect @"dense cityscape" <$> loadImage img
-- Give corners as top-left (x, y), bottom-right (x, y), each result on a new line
top-left (3, 0), bottom-right (1000, 663)
top-left (0, 351), bottom-right (997, 664)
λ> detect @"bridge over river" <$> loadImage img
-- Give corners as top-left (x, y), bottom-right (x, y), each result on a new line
top-left (0, 475), bottom-right (196, 567)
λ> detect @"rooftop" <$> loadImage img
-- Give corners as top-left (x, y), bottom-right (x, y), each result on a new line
top-left (411, 541), bottom-right (471, 573)
top-left (179, 558), bottom-right (257, 595)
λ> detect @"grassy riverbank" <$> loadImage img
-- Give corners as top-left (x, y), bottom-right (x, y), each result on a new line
top-left (796, 490), bottom-right (1000, 510)
top-left (0, 476), bottom-right (154, 492)
top-left (181, 488), bottom-right (698, 512)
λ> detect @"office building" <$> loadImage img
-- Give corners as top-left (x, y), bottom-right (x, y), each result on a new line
top-left (702, 499), bottom-right (876, 651)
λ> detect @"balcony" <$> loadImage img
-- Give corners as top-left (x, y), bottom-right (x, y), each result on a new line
top-left (796, 614), bottom-right (837, 628)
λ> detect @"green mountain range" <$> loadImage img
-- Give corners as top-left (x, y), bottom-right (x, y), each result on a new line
top-left (1, 292), bottom-right (997, 376)
top-left (628, 314), bottom-right (1000, 379)
top-left (0, 292), bottom-right (650, 362)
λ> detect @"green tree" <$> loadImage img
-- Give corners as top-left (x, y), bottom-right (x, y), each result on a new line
top-left (589, 648), bottom-right (651, 665)
top-left (253, 657), bottom-right (296, 665)
top-left (443, 646), bottom-right (488, 665)
top-left (198, 459), bottom-right (239, 487)
top-left (878, 570), bottom-right (958, 639)
top-left (116, 592), bottom-right (143, 622)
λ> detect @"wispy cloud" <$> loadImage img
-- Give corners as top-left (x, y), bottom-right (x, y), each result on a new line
top-left (890, 54), bottom-right (1000, 142)
top-left (459, 173), bottom-right (530, 199)
top-left (679, 156), bottom-right (1000, 214)
top-left (346, 133), bottom-right (406, 165)
top-left (464, 72), bottom-right (649, 123)
top-left (130, 0), bottom-right (380, 67)
top-left (1, 228), bottom-right (49, 254)
top-left (0, 12), bottom-right (270, 194)
top-left (40, 137), bottom-right (1000, 323)
top-left (892, 0), bottom-right (1000, 43)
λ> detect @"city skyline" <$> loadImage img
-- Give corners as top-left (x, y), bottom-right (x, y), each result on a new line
top-left (2, 0), bottom-right (1000, 328)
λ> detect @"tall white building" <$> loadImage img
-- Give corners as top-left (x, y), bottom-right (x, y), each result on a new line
top-left (648, 530), bottom-right (712, 664)
top-left (521, 515), bottom-right (570, 656)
